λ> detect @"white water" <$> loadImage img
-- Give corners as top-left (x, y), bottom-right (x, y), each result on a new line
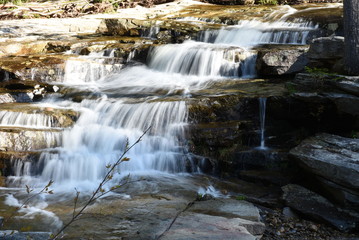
top-left (258, 97), bottom-right (267, 150)
top-left (5, 194), bottom-right (62, 231)
top-left (148, 41), bottom-right (257, 78)
top-left (199, 20), bottom-right (318, 47)
top-left (0, 111), bottom-right (58, 129)
top-left (4, 17), bottom-right (319, 191)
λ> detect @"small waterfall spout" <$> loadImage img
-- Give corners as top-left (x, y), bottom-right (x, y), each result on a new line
top-left (258, 97), bottom-right (267, 150)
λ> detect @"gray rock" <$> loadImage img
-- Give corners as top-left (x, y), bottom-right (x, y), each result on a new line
top-left (282, 207), bottom-right (298, 220)
top-left (0, 231), bottom-right (51, 240)
top-left (308, 36), bottom-right (345, 71)
top-left (189, 198), bottom-right (261, 222)
top-left (282, 184), bottom-right (357, 231)
top-left (290, 133), bottom-right (359, 189)
top-left (256, 45), bottom-right (309, 76)
top-left (308, 36), bottom-right (344, 60)
top-left (160, 212), bottom-right (261, 240)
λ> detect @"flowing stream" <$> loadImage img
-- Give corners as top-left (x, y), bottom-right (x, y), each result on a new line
top-left (2, 16), bottom-right (319, 191)
top-left (0, 3), bottom-right (343, 235)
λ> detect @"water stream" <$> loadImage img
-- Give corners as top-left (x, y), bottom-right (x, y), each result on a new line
top-left (3, 16), bottom-right (318, 190)
top-left (258, 97), bottom-right (267, 150)
top-left (0, 6), bottom-right (331, 233)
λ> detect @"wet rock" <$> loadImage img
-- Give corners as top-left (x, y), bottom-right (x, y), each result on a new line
top-left (0, 231), bottom-right (51, 240)
top-left (0, 129), bottom-right (61, 151)
top-left (256, 45), bottom-right (309, 76)
top-left (282, 184), bottom-right (358, 231)
top-left (308, 36), bottom-right (344, 72)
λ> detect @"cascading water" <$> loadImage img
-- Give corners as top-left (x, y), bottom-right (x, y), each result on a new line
top-left (35, 99), bottom-right (191, 188)
top-left (258, 97), bottom-right (267, 150)
top-left (198, 20), bottom-right (318, 47)
top-left (3, 14), bottom-right (318, 191)
top-left (148, 41), bottom-right (257, 77)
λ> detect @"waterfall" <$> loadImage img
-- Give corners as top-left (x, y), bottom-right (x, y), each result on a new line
top-left (30, 99), bottom-right (192, 189)
top-left (258, 98), bottom-right (267, 150)
top-left (198, 20), bottom-right (318, 47)
top-left (3, 14), bottom-right (320, 191)
top-left (0, 111), bottom-right (57, 129)
top-left (62, 57), bottom-right (121, 84)
top-left (148, 41), bottom-right (257, 77)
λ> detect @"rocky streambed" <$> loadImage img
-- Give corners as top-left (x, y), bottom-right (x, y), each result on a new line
top-left (0, 1), bottom-right (358, 239)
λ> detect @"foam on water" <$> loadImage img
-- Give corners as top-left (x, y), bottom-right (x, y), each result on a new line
top-left (4, 194), bottom-right (62, 231)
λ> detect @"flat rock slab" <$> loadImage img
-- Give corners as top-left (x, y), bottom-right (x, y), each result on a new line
top-left (160, 212), bottom-right (260, 240)
top-left (159, 198), bottom-right (265, 239)
top-left (289, 133), bottom-right (359, 189)
top-left (0, 231), bottom-right (51, 240)
top-left (189, 198), bottom-right (260, 222)
top-left (282, 184), bottom-right (357, 231)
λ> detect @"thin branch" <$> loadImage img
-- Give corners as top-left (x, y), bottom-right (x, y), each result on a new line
top-left (50, 127), bottom-right (151, 239)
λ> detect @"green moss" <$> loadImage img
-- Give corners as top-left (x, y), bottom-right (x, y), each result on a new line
top-left (257, 0), bottom-right (278, 5)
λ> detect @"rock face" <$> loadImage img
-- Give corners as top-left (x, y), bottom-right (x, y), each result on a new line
top-left (291, 73), bottom-right (359, 124)
top-left (307, 36), bottom-right (344, 72)
top-left (202, 0), bottom-right (254, 4)
top-left (160, 198), bottom-right (265, 240)
top-left (256, 45), bottom-right (309, 76)
top-left (0, 231), bottom-right (51, 240)
top-left (103, 19), bottom-right (151, 36)
top-left (282, 184), bottom-right (358, 231)
top-left (290, 133), bottom-right (359, 209)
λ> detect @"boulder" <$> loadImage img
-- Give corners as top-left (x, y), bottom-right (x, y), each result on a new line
top-left (308, 36), bottom-right (344, 72)
top-left (290, 133), bottom-right (359, 189)
top-left (282, 184), bottom-right (357, 231)
top-left (289, 133), bottom-right (359, 208)
top-left (256, 45), bottom-right (309, 76)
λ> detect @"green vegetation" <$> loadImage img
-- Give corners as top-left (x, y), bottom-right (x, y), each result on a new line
top-left (0, 0), bottom-right (29, 5)
top-left (286, 82), bottom-right (297, 95)
top-left (236, 195), bottom-right (246, 201)
top-left (304, 66), bottom-right (343, 80)
top-left (257, 0), bottom-right (278, 5)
